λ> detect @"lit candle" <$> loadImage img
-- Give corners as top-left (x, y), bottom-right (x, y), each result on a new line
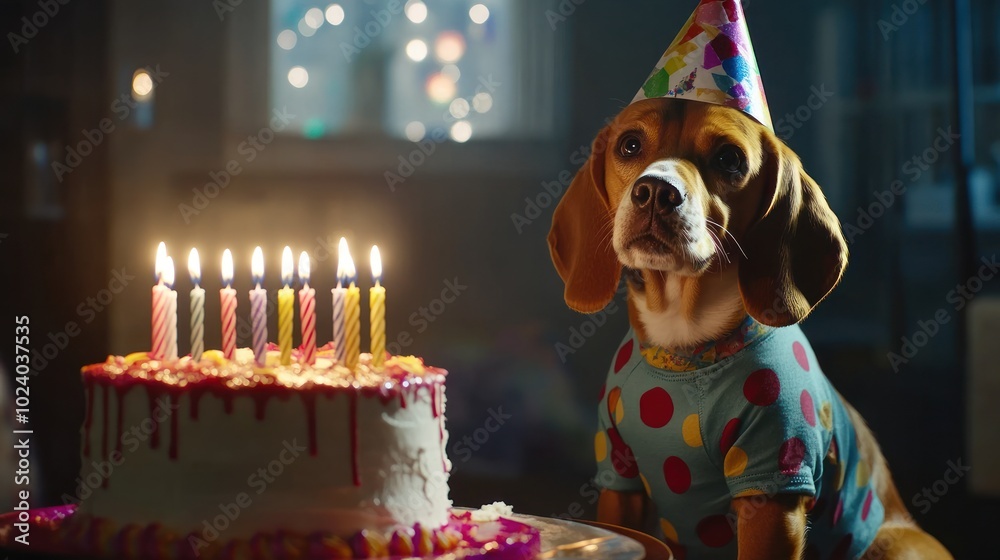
top-left (369, 246), bottom-right (386, 368)
top-left (220, 249), bottom-right (237, 360)
top-left (343, 242), bottom-right (361, 371)
top-left (278, 246), bottom-right (294, 366)
top-left (188, 248), bottom-right (205, 362)
top-left (163, 256), bottom-right (178, 361)
top-left (151, 242), bottom-right (169, 360)
top-left (298, 251), bottom-right (317, 365)
top-left (332, 237), bottom-right (348, 364)
top-left (250, 246), bottom-right (268, 367)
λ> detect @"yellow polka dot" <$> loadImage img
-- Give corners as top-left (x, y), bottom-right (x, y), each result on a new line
top-left (856, 460), bottom-right (871, 488)
top-left (640, 473), bottom-right (652, 496)
top-left (724, 446), bottom-right (749, 477)
top-left (682, 414), bottom-right (703, 447)
top-left (819, 402), bottom-right (833, 431)
top-left (615, 399), bottom-right (625, 424)
top-left (594, 431), bottom-right (608, 463)
top-left (659, 518), bottom-right (679, 543)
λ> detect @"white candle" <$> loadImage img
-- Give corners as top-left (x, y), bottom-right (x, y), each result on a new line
top-left (163, 256), bottom-right (178, 361)
top-left (188, 248), bottom-right (205, 362)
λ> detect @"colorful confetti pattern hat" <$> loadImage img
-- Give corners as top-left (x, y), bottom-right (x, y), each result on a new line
top-left (632, 0), bottom-right (772, 131)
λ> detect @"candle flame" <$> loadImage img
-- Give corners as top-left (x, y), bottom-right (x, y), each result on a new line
top-left (163, 256), bottom-right (175, 289)
top-left (370, 245), bottom-right (382, 283)
top-left (252, 246), bottom-right (264, 286)
top-left (222, 249), bottom-right (234, 287)
top-left (155, 242), bottom-right (167, 283)
top-left (281, 246), bottom-right (294, 287)
top-left (337, 237), bottom-right (350, 285)
top-left (299, 251), bottom-right (311, 285)
top-left (188, 248), bottom-right (201, 286)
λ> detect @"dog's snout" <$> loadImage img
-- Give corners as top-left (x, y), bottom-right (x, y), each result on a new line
top-left (631, 176), bottom-right (684, 214)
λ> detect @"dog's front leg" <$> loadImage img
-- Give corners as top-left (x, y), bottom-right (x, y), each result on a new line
top-left (732, 494), bottom-right (810, 559)
top-left (596, 489), bottom-right (649, 531)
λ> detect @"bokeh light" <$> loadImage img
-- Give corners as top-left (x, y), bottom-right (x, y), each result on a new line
top-left (449, 121), bottom-right (472, 143)
top-left (287, 66), bottom-right (309, 88)
top-left (406, 39), bottom-right (428, 62)
top-left (435, 31), bottom-right (466, 63)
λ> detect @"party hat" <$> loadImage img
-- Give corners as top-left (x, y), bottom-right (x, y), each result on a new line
top-left (632, 0), bottom-right (772, 131)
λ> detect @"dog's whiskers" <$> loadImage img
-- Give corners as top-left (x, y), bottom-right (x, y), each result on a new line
top-left (706, 218), bottom-right (748, 260)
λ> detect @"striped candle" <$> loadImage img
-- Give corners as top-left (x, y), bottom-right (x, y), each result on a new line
top-left (369, 246), bottom-right (385, 368)
top-left (332, 237), bottom-right (348, 364)
top-left (298, 251), bottom-right (316, 365)
top-left (220, 249), bottom-right (237, 360)
top-left (342, 241), bottom-right (360, 371)
top-left (151, 242), bottom-right (168, 359)
top-left (278, 247), bottom-right (294, 366)
top-left (250, 246), bottom-right (268, 367)
top-left (188, 248), bottom-right (205, 362)
top-left (163, 256), bottom-right (178, 361)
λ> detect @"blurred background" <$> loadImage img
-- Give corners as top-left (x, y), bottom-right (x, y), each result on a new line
top-left (1, 0), bottom-right (998, 556)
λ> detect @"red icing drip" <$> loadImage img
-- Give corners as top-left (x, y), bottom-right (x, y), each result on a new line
top-left (350, 391), bottom-right (360, 487)
top-left (189, 388), bottom-right (203, 420)
top-left (399, 389), bottom-right (407, 409)
top-left (82, 382), bottom-right (93, 458)
top-left (430, 384), bottom-right (440, 418)
top-left (100, 384), bottom-right (109, 460)
top-left (437, 384), bottom-right (447, 473)
top-left (168, 393), bottom-right (180, 460)
top-left (114, 385), bottom-right (126, 455)
top-left (301, 393), bottom-right (317, 457)
top-left (146, 387), bottom-right (161, 450)
top-left (223, 394), bottom-right (235, 415)
top-left (253, 393), bottom-right (269, 420)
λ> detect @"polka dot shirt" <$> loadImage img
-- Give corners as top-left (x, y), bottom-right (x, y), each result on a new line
top-left (595, 323), bottom-right (883, 559)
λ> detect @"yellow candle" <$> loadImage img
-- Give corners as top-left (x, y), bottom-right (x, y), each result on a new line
top-left (369, 246), bottom-right (385, 368)
top-left (278, 246), bottom-right (294, 366)
top-left (342, 243), bottom-right (361, 371)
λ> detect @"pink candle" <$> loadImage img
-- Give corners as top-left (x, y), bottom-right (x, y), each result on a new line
top-left (151, 242), bottom-right (169, 359)
top-left (298, 251), bottom-right (316, 365)
top-left (332, 237), bottom-right (348, 363)
top-left (220, 249), bottom-right (237, 360)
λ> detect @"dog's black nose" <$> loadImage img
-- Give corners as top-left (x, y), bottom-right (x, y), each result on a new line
top-left (631, 176), bottom-right (684, 214)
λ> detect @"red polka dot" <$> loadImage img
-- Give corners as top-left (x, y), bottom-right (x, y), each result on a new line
top-left (778, 437), bottom-right (806, 475)
top-left (598, 383), bottom-right (606, 402)
top-left (832, 497), bottom-right (844, 526)
top-left (639, 387), bottom-right (674, 428)
top-left (607, 427), bottom-right (638, 478)
top-left (614, 340), bottom-right (634, 373)
top-left (743, 369), bottom-right (780, 406)
top-left (695, 514), bottom-right (734, 548)
top-left (719, 418), bottom-right (742, 455)
top-left (662, 456), bottom-right (691, 494)
top-left (801, 390), bottom-right (816, 427)
top-left (861, 489), bottom-right (874, 521)
top-left (830, 533), bottom-right (852, 560)
top-left (793, 341), bottom-right (810, 371)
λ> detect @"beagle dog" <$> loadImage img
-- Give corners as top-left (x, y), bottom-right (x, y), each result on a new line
top-left (548, 98), bottom-right (952, 559)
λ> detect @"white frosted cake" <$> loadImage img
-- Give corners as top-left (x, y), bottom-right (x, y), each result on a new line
top-left (65, 345), bottom-right (458, 558)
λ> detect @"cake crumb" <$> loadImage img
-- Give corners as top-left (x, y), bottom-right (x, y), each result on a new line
top-left (471, 501), bottom-right (514, 522)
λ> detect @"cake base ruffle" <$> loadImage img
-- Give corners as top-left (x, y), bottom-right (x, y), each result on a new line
top-left (0, 506), bottom-right (541, 560)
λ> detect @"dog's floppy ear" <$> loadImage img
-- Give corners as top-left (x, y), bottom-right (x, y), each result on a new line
top-left (738, 133), bottom-right (848, 327)
top-left (548, 127), bottom-right (621, 313)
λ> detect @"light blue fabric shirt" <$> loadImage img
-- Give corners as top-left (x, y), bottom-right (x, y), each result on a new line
top-left (595, 324), bottom-right (883, 559)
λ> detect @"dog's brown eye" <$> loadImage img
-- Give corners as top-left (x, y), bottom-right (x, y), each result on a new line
top-left (618, 134), bottom-right (642, 157)
top-left (716, 146), bottom-right (746, 176)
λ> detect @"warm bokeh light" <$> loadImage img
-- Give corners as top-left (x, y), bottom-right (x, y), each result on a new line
top-left (441, 63), bottom-right (461, 82)
top-left (405, 39), bottom-right (428, 61)
top-left (426, 72), bottom-right (457, 103)
top-left (288, 66), bottom-right (309, 88)
top-left (132, 70), bottom-right (153, 98)
top-left (405, 0), bottom-right (427, 23)
top-left (370, 246), bottom-right (382, 282)
top-left (304, 7), bottom-right (324, 29)
top-left (325, 3), bottom-right (345, 25)
top-left (276, 29), bottom-right (297, 50)
top-left (281, 246), bottom-right (294, 287)
top-left (155, 242), bottom-right (167, 282)
top-left (163, 256), bottom-right (175, 289)
top-left (188, 248), bottom-right (201, 285)
top-left (449, 98), bottom-right (470, 119)
top-left (435, 31), bottom-right (465, 63)
top-left (405, 121), bottom-right (426, 141)
top-left (450, 121), bottom-right (472, 143)
top-left (339, 238), bottom-right (356, 283)
top-left (473, 92), bottom-right (493, 113)
top-left (252, 246), bottom-right (264, 286)
top-left (222, 249), bottom-right (234, 286)
top-left (469, 4), bottom-right (490, 24)
top-left (299, 251), bottom-right (311, 285)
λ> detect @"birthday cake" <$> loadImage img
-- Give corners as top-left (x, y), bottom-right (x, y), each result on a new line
top-left (63, 345), bottom-right (461, 558)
